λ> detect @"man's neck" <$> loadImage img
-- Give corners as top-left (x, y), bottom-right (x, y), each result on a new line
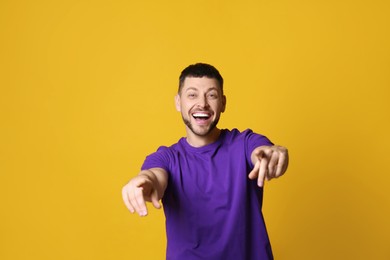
top-left (185, 128), bottom-right (221, 148)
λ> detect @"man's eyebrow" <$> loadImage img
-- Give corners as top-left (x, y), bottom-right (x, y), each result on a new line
top-left (184, 87), bottom-right (198, 92)
top-left (184, 86), bottom-right (219, 92)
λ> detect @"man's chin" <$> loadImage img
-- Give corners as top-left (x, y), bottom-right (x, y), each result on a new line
top-left (183, 117), bottom-right (220, 137)
top-left (192, 129), bottom-right (212, 137)
top-left (188, 124), bottom-right (219, 137)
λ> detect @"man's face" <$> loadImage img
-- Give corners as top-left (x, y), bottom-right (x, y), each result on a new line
top-left (175, 76), bottom-right (226, 137)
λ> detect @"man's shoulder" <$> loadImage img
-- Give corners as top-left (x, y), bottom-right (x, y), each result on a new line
top-left (223, 128), bottom-right (256, 139)
top-left (142, 139), bottom-right (185, 171)
top-left (153, 137), bottom-right (185, 154)
top-left (223, 128), bottom-right (272, 146)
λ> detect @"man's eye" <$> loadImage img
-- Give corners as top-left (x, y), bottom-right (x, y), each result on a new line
top-left (208, 93), bottom-right (218, 98)
top-left (188, 93), bottom-right (196, 98)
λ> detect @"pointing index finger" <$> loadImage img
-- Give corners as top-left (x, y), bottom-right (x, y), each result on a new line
top-left (133, 186), bottom-right (148, 217)
top-left (258, 157), bottom-right (268, 187)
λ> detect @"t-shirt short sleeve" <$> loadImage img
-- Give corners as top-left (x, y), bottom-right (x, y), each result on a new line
top-left (244, 129), bottom-right (274, 167)
top-left (141, 146), bottom-right (171, 172)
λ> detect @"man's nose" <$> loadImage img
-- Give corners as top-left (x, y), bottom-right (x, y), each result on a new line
top-left (198, 95), bottom-right (209, 108)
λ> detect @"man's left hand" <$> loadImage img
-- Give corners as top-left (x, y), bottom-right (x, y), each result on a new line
top-left (249, 145), bottom-right (289, 187)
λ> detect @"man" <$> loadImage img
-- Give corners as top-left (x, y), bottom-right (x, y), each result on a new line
top-left (122, 63), bottom-right (289, 260)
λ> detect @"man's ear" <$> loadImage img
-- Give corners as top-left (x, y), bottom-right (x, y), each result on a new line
top-left (221, 95), bottom-right (227, 113)
top-left (175, 94), bottom-right (181, 112)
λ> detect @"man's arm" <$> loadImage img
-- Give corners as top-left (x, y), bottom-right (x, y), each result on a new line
top-left (248, 145), bottom-right (289, 187)
top-left (122, 167), bottom-right (168, 217)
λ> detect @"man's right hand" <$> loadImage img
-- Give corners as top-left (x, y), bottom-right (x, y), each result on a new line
top-left (121, 168), bottom-right (168, 217)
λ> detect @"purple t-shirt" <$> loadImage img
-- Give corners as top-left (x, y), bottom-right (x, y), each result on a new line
top-left (142, 129), bottom-right (274, 260)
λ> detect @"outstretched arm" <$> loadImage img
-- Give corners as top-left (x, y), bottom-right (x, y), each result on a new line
top-left (122, 167), bottom-right (168, 217)
top-left (248, 145), bottom-right (289, 187)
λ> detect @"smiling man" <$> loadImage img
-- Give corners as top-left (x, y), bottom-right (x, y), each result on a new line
top-left (176, 74), bottom-right (226, 146)
top-left (122, 63), bottom-right (289, 260)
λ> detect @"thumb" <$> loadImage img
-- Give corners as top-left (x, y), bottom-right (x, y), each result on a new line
top-left (151, 189), bottom-right (161, 209)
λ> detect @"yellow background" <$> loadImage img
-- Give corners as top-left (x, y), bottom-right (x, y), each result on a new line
top-left (1, 0), bottom-right (389, 259)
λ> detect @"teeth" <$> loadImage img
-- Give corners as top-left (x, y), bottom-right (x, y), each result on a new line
top-left (193, 113), bottom-right (209, 118)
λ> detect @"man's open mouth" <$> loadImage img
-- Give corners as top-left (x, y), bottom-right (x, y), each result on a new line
top-left (192, 112), bottom-right (211, 121)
